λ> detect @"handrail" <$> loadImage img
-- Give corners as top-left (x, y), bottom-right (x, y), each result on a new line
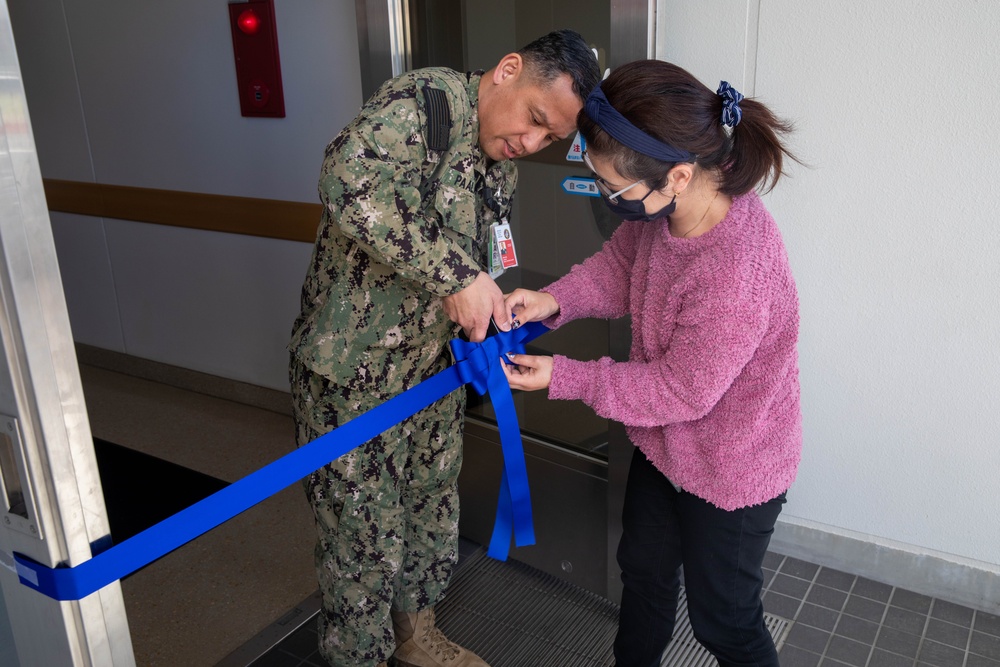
top-left (42, 179), bottom-right (322, 243)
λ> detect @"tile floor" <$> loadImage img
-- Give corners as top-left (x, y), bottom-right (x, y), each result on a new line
top-left (762, 552), bottom-right (1000, 667)
top-left (237, 548), bottom-right (1000, 667)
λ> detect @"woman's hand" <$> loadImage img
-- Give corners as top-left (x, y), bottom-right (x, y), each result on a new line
top-left (504, 289), bottom-right (559, 328)
top-left (501, 354), bottom-right (553, 391)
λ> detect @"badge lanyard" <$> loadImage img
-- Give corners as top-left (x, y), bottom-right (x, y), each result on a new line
top-left (482, 182), bottom-right (518, 279)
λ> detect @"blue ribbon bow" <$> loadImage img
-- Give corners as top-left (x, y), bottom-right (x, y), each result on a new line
top-left (13, 322), bottom-right (549, 600)
top-left (449, 326), bottom-right (537, 559)
top-left (718, 81), bottom-right (744, 128)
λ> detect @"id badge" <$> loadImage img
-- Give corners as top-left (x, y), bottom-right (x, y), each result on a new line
top-left (489, 220), bottom-right (518, 280)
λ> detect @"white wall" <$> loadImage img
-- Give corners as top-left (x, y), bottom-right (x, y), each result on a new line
top-left (657, 0), bottom-right (1000, 601)
top-left (9, 0), bottom-right (363, 390)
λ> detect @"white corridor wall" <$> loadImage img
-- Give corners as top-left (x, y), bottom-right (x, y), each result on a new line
top-left (9, 0), bottom-right (363, 390)
top-left (657, 0), bottom-right (1000, 610)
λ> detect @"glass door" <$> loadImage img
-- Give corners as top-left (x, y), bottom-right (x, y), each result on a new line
top-left (403, 0), bottom-right (616, 459)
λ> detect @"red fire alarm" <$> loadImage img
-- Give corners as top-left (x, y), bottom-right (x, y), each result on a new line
top-left (228, 0), bottom-right (285, 117)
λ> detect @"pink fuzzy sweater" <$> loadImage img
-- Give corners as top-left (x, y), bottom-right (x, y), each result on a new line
top-left (542, 192), bottom-right (801, 510)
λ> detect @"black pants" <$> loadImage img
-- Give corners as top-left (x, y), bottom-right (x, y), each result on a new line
top-left (614, 448), bottom-right (785, 667)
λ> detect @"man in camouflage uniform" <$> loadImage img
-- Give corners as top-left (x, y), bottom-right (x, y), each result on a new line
top-left (289, 30), bottom-right (600, 667)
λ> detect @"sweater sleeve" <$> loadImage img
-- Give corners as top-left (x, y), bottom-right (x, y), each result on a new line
top-left (548, 270), bottom-right (771, 427)
top-left (540, 222), bottom-right (642, 328)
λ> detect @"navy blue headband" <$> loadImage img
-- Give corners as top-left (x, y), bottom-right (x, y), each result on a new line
top-left (584, 84), bottom-right (696, 164)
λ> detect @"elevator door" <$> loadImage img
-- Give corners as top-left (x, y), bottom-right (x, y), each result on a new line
top-left (363, 0), bottom-right (649, 599)
top-left (406, 1), bottom-right (617, 460)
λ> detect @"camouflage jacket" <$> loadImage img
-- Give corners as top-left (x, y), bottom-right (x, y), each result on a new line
top-left (289, 68), bottom-right (517, 391)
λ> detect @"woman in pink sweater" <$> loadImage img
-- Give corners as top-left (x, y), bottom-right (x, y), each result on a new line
top-left (503, 60), bottom-right (801, 667)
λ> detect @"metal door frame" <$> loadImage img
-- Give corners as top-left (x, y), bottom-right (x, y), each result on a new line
top-left (0, 2), bottom-right (135, 663)
top-left (355, 0), bottom-right (414, 100)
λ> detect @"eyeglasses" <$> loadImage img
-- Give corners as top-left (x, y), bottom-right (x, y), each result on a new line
top-left (582, 150), bottom-right (646, 204)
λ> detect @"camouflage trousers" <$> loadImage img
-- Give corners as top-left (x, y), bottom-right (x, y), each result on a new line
top-left (290, 357), bottom-right (465, 667)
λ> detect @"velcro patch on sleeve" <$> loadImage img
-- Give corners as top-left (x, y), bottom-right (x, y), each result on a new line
top-left (422, 87), bottom-right (451, 152)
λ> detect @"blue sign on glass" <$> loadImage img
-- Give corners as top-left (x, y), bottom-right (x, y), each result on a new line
top-left (561, 176), bottom-right (600, 197)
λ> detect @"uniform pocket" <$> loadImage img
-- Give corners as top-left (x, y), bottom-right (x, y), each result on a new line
top-left (432, 174), bottom-right (476, 239)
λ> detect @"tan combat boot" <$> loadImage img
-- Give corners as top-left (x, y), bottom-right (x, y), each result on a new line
top-left (390, 608), bottom-right (489, 667)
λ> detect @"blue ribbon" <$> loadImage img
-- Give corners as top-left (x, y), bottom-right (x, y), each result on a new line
top-left (14, 322), bottom-right (548, 601)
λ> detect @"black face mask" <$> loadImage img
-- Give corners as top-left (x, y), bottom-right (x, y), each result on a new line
top-left (603, 192), bottom-right (677, 222)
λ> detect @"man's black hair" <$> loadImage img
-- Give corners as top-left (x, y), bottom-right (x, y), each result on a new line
top-left (518, 29), bottom-right (601, 103)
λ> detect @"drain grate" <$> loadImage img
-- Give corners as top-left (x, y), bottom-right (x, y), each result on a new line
top-left (435, 548), bottom-right (790, 667)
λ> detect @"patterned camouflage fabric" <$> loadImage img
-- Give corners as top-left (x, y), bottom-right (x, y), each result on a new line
top-left (288, 68), bottom-right (516, 667)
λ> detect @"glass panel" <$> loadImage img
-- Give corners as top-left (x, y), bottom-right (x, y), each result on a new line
top-left (0, 421), bottom-right (27, 519)
top-left (408, 0), bottom-right (616, 459)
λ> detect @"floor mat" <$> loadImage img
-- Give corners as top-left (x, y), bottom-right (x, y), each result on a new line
top-left (661, 592), bottom-right (791, 667)
top-left (436, 548), bottom-right (790, 667)
top-left (436, 549), bottom-right (618, 667)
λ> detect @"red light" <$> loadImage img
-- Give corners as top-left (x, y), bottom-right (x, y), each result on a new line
top-left (237, 9), bottom-right (261, 35)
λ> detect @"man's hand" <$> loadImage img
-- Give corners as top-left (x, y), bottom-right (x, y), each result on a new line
top-left (442, 272), bottom-right (511, 342)
top-left (503, 288), bottom-right (560, 327)
top-left (501, 353), bottom-right (553, 391)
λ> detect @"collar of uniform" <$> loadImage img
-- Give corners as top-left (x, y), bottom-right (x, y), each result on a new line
top-left (465, 69), bottom-right (515, 213)
top-left (466, 69), bottom-right (483, 126)
top-left (466, 70), bottom-right (490, 182)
